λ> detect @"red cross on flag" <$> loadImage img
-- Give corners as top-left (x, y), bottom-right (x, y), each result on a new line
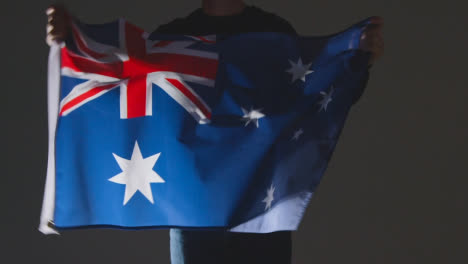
top-left (59, 19), bottom-right (219, 123)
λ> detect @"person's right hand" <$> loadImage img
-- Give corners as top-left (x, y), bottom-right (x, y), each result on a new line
top-left (45, 4), bottom-right (71, 46)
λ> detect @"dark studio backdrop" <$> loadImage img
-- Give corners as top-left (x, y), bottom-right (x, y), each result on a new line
top-left (3, 0), bottom-right (467, 263)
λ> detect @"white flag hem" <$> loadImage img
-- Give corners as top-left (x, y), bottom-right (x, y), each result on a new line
top-left (38, 42), bottom-right (62, 235)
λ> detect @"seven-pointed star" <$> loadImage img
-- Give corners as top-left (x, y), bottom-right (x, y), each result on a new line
top-left (317, 85), bottom-right (335, 112)
top-left (262, 184), bottom-right (275, 211)
top-left (241, 107), bottom-right (265, 128)
top-left (108, 140), bottom-right (165, 205)
top-left (285, 57), bottom-right (314, 83)
top-left (291, 128), bottom-right (304, 141)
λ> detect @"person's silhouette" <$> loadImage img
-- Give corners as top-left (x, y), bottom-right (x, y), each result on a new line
top-left (152, 3), bottom-right (297, 263)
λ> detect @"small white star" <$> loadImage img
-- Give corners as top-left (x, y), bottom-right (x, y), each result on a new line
top-left (291, 128), bottom-right (304, 141)
top-left (262, 184), bottom-right (275, 211)
top-left (241, 107), bottom-right (265, 128)
top-left (285, 57), bottom-right (314, 83)
top-left (317, 85), bottom-right (335, 112)
top-left (108, 140), bottom-right (165, 205)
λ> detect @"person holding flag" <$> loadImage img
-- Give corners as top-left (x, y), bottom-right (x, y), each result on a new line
top-left (45, 1), bottom-right (384, 264)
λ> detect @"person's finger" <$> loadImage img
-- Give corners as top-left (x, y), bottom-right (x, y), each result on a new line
top-left (48, 29), bottom-right (65, 38)
top-left (46, 35), bottom-right (59, 46)
top-left (360, 18), bottom-right (384, 53)
top-left (46, 29), bottom-right (66, 43)
top-left (46, 36), bottom-right (64, 46)
top-left (47, 21), bottom-right (67, 37)
top-left (46, 36), bottom-right (52, 46)
top-left (46, 24), bottom-right (54, 34)
top-left (46, 4), bottom-right (69, 20)
top-left (363, 20), bottom-right (383, 41)
top-left (46, 6), bottom-right (55, 16)
top-left (48, 15), bottom-right (62, 25)
top-left (49, 27), bottom-right (67, 37)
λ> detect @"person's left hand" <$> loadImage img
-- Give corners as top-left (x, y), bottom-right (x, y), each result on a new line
top-left (359, 16), bottom-right (384, 65)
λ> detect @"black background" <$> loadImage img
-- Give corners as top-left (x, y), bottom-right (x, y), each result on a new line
top-left (3, 0), bottom-right (467, 263)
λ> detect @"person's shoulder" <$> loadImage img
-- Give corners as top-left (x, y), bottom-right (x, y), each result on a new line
top-left (153, 18), bottom-right (188, 34)
top-left (247, 5), bottom-right (286, 20)
top-left (152, 8), bottom-right (201, 34)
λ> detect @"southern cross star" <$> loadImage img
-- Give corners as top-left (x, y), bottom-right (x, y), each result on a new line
top-left (241, 107), bottom-right (265, 128)
top-left (285, 57), bottom-right (314, 83)
top-left (291, 128), bottom-right (304, 141)
top-left (262, 184), bottom-right (275, 211)
top-left (108, 140), bottom-right (165, 205)
top-left (317, 85), bottom-right (335, 112)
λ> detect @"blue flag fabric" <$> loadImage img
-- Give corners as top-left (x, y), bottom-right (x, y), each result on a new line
top-left (39, 16), bottom-right (373, 234)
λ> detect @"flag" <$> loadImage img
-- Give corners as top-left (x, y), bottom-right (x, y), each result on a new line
top-left (39, 16), bottom-right (373, 235)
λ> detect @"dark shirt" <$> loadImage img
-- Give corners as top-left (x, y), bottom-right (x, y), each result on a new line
top-left (153, 5), bottom-right (297, 35)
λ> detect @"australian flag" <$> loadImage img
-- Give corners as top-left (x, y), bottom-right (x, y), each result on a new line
top-left (39, 16), bottom-right (374, 235)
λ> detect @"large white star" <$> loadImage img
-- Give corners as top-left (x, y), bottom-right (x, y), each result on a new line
top-left (291, 128), bottom-right (304, 141)
top-left (241, 107), bottom-right (265, 128)
top-left (262, 184), bottom-right (275, 211)
top-left (317, 85), bottom-right (335, 112)
top-left (285, 57), bottom-right (314, 83)
top-left (108, 140), bottom-right (165, 205)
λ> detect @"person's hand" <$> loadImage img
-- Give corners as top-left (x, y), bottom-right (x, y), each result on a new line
top-left (359, 16), bottom-right (384, 65)
top-left (45, 4), bottom-right (71, 46)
